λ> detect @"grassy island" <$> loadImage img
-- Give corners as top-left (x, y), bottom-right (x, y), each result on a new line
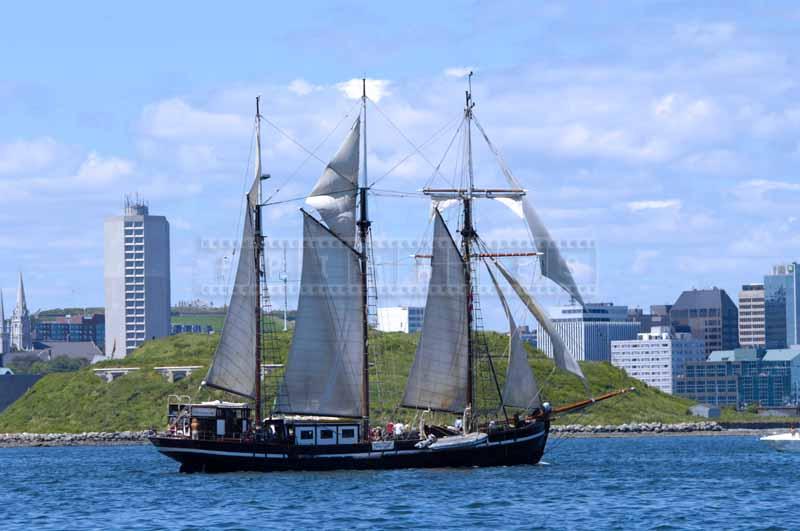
top-left (0, 332), bottom-right (752, 433)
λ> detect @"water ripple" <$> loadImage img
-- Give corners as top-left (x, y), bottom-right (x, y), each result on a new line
top-left (1, 437), bottom-right (797, 529)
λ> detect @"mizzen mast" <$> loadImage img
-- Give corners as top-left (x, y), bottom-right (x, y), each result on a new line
top-left (421, 73), bottom-right (521, 425)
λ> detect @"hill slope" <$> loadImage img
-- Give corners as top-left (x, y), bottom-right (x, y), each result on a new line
top-left (0, 332), bottom-right (701, 433)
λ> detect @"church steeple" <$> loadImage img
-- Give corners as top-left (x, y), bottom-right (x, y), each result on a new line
top-left (16, 272), bottom-right (27, 314)
top-left (11, 273), bottom-right (32, 351)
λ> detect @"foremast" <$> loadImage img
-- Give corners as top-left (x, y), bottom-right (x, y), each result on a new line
top-left (358, 78), bottom-right (371, 438)
top-left (253, 96), bottom-right (264, 428)
top-left (462, 78), bottom-right (476, 413)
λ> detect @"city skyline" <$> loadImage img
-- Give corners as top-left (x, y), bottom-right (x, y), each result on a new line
top-left (3, 2), bottom-right (800, 330)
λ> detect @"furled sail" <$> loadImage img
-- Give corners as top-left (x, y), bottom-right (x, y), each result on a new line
top-left (202, 179), bottom-right (259, 398)
top-left (402, 210), bottom-right (469, 413)
top-left (306, 117), bottom-right (360, 243)
top-left (472, 119), bottom-right (584, 305)
top-left (493, 260), bottom-right (587, 385)
top-left (486, 263), bottom-right (541, 410)
top-left (275, 213), bottom-right (363, 417)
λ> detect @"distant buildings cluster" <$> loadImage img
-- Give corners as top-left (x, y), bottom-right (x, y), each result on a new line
top-left (371, 261), bottom-right (800, 411)
top-left (614, 263), bottom-right (800, 409)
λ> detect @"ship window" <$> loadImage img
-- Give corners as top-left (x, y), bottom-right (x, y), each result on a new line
top-left (300, 430), bottom-right (314, 440)
top-left (342, 429), bottom-right (355, 438)
top-left (320, 429), bottom-right (334, 440)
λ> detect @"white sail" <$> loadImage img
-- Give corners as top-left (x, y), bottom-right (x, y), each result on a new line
top-left (203, 182), bottom-right (259, 398)
top-left (306, 117), bottom-right (360, 244)
top-left (486, 264), bottom-right (541, 410)
top-left (276, 213), bottom-right (363, 417)
top-left (472, 119), bottom-right (584, 305)
top-left (402, 210), bottom-right (470, 413)
top-left (493, 260), bottom-right (587, 384)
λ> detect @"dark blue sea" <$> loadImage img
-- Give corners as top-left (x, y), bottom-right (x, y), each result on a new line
top-left (1, 435), bottom-right (795, 530)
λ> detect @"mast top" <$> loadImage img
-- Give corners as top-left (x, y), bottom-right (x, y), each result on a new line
top-left (465, 71), bottom-right (475, 116)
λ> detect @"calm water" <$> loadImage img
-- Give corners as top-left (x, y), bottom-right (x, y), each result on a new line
top-left (1, 435), bottom-right (796, 530)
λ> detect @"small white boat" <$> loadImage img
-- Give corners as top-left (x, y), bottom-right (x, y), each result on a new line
top-left (760, 431), bottom-right (800, 452)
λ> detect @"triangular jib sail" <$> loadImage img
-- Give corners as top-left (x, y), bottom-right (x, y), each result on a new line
top-left (402, 210), bottom-right (470, 413)
top-left (486, 263), bottom-right (541, 410)
top-left (202, 178), bottom-right (259, 399)
top-left (275, 213), bottom-right (363, 417)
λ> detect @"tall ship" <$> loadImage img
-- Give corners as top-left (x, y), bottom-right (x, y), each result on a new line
top-left (149, 77), bottom-right (631, 473)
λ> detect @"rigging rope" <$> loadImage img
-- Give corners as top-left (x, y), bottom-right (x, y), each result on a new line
top-left (368, 112), bottom-right (462, 188)
top-left (366, 97), bottom-right (456, 187)
top-left (263, 102), bottom-right (361, 205)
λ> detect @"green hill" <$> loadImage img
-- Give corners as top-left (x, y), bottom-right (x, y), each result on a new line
top-left (0, 332), bottom-right (707, 433)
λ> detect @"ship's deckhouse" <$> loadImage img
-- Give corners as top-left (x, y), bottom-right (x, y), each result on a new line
top-left (293, 423), bottom-right (360, 446)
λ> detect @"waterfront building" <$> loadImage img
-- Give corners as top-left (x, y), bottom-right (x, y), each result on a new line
top-left (611, 327), bottom-right (706, 394)
top-left (738, 283), bottom-right (766, 348)
top-left (10, 273), bottom-right (33, 352)
top-left (34, 313), bottom-right (105, 349)
top-left (763, 263), bottom-right (800, 348)
top-left (670, 288), bottom-right (738, 356)
top-left (674, 346), bottom-right (800, 407)
top-left (104, 198), bottom-right (171, 358)
top-left (376, 306), bottom-right (425, 333)
top-left (535, 303), bottom-right (640, 362)
top-left (0, 290), bottom-right (8, 355)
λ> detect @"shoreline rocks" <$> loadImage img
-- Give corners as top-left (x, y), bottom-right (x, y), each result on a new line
top-left (0, 431), bottom-right (152, 448)
top-left (551, 421), bottom-right (723, 435)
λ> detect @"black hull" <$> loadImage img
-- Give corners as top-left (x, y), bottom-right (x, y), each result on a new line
top-left (150, 420), bottom-right (549, 473)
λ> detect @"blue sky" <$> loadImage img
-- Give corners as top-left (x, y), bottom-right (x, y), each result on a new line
top-left (2, 1), bottom-right (800, 329)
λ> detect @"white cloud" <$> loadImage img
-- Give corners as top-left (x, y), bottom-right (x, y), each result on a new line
top-left (176, 144), bottom-right (219, 173)
top-left (678, 149), bottom-right (743, 175)
top-left (731, 179), bottom-right (800, 212)
top-left (443, 67), bottom-right (475, 78)
top-left (627, 199), bottom-right (681, 212)
top-left (288, 79), bottom-right (321, 96)
top-left (0, 137), bottom-right (63, 176)
top-left (140, 98), bottom-right (248, 140)
top-left (73, 152), bottom-right (133, 185)
top-left (336, 78), bottom-right (391, 102)
top-left (632, 250), bottom-right (660, 274)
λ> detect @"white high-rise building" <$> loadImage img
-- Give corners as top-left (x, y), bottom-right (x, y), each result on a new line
top-left (104, 198), bottom-right (171, 358)
top-left (738, 283), bottom-right (765, 348)
top-left (377, 306), bottom-right (425, 333)
top-left (534, 303), bottom-right (639, 362)
top-left (10, 273), bottom-right (32, 351)
top-left (611, 327), bottom-right (706, 395)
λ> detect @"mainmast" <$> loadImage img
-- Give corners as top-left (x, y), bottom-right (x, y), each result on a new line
top-left (253, 96), bottom-right (264, 428)
top-left (358, 78), bottom-right (371, 438)
top-left (462, 72), bottom-right (476, 416)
